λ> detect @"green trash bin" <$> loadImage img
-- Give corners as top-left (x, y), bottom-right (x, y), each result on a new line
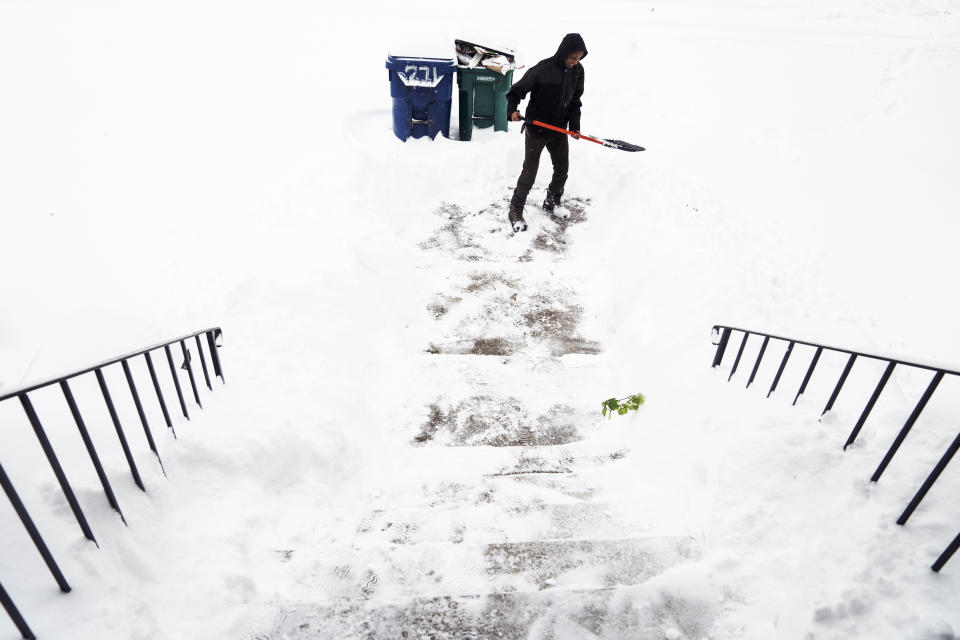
top-left (456, 67), bottom-right (514, 141)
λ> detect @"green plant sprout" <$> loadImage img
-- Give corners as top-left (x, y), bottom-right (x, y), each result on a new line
top-left (601, 393), bottom-right (645, 419)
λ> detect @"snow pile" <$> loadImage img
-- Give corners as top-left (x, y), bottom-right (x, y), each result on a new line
top-left (1, 0), bottom-right (959, 638)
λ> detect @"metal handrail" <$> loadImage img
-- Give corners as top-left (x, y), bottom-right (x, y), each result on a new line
top-left (711, 325), bottom-right (960, 377)
top-left (1, 327), bottom-right (225, 639)
top-left (711, 324), bottom-right (959, 573)
top-left (0, 328), bottom-right (223, 401)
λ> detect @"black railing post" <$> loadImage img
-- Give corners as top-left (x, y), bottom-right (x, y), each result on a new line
top-left (60, 380), bottom-right (126, 525)
top-left (711, 327), bottom-right (732, 367)
top-left (0, 327), bottom-right (224, 558)
top-left (871, 371), bottom-right (945, 482)
top-left (728, 332), bottom-right (749, 381)
top-left (708, 325), bottom-right (960, 572)
top-left (207, 329), bottom-right (225, 382)
top-left (96, 368), bottom-right (146, 492)
top-left (122, 360), bottom-right (164, 475)
top-left (932, 531), bottom-right (960, 572)
top-left (195, 335), bottom-right (212, 391)
top-left (843, 361), bottom-right (896, 450)
top-left (746, 336), bottom-right (770, 389)
top-left (0, 581), bottom-right (36, 640)
top-left (768, 341), bottom-right (794, 398)
top-left (19, 393), bottom-right (97, 545)
top-left (821, 354), bottom-right (857, 417)
top-left (898, 430), bottom-right (960, 525)
top-left (793, 346), bottom-right (823, 406)
top-left (0, 462), bottom-right (71, 593)
top-left (144, 352), bottom-right (174, 434)
top-left (165, 345), bottom-right (190, 420)
top-left (180, 340), bottom-right (202, 408)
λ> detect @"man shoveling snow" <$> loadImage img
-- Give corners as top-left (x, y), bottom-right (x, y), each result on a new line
top-left (506, 33), bottom-right (588, 232)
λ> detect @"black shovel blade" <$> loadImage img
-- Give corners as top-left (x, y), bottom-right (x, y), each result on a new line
top-left (604, 139), bottom-right (645, 152)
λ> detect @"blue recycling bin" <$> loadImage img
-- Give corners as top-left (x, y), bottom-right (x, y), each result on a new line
top-left (386, 55), bottom-right (456, 141)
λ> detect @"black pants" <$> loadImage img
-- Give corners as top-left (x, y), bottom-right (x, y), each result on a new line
top-left (509, 129), bottom-right (569, 221)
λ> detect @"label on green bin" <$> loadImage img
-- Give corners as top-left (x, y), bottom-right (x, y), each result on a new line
top-left (477, 76), bottom-right (496, 82)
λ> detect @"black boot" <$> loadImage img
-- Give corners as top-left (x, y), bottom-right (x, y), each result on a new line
top-left (542, 191), bottom-right (560, 214)
top-left (508, 207), bottom-right (527, 232)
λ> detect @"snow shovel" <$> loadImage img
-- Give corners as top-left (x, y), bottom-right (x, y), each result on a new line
top-left (524, 118), bottom-right (645, 152)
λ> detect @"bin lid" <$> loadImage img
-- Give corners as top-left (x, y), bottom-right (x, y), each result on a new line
top-left (387, 54), bottom-right (456, 67)
top-left (388, 36), bottom-right (456, 64)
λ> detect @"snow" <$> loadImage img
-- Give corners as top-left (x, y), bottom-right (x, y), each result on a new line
top-left (2, 0), bottom-right (959, 639)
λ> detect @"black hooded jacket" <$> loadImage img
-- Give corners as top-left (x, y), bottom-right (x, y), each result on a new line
top-left (506, 33), bottom-right (587, 133)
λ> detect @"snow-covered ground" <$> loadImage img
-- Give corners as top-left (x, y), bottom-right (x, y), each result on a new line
top-left (2, 1), bottom-right (959, 638)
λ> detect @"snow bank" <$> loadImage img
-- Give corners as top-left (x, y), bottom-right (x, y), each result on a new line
top-left (1, 0), bottom-right (958, 638)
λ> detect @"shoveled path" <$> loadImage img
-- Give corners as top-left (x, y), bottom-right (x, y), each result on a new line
top-left (261, 190), bottom-right (703, 639)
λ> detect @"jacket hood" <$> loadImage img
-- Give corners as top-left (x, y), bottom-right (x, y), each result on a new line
top-left (553, 33), bottom-right (588, 65)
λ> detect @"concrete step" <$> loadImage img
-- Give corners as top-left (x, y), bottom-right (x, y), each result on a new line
top-left (256, 582), bottom-right (700, 640)
top-left (417, 195), bottom-right (591, 265)
top-left (355, 501), bottom-right (655, 547)
top-left (366, 446), bottom-right (629, 512)
top-left (413, 395), bottom-right (588, 447)
top-left (488, 469), bottom-right (598, 501)
top-left (482, 537), bottom-right (699, 593)
top-left (424, 270), bottom-right (601, 358)
top-left (288, 536), bottom-right (699, 603)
